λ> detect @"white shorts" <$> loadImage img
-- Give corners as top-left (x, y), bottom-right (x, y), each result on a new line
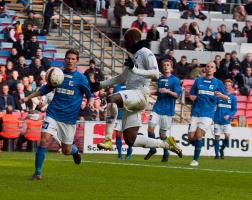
top-left (148, 112), bottom-right (172, 136)
top-left (189, 117), bottom-right (213, 133)
top-left (41, 116), bottom-right (76, 145)
top-left (114, 119), bottom-right (122, 132)
top-left (118, 89), bottom-right (148, 131)
top-left (214, 124), bottom-right (232, 136)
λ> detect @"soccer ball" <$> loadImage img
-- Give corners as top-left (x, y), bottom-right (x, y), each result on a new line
top-left (46, 67), bottom-right (64, 87)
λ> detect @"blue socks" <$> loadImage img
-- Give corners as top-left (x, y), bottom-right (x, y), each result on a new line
top-left (126, 146), bottom-right (133, 157)
top-left (193, 139), bottom-right (203, 161)
top-left (214, 139), bottom-right (220, 157)
top-left (161, 137), bottom-right (169, 158)
top-left (148, 132), bottom-right (156, 152)
top-left (116, 137), bottom-right (122, 158)
top-left (35, 146), bottom-right (46, 175)
top-left (221, 138), bottom-right (229, 151)
top-left (71, 144), bottom-right (78, 155)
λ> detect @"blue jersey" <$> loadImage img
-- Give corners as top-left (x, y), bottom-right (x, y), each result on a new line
top-left (152, 74), bottom-right (181, 116)
top-left (114, 84), bottom-right (126, 120)
top-left (214, 94), bottom-right (237, 125)
top-left (40, 70), bottom-right (92, 124)
top-left (190, 77), bottom-right (226, 119)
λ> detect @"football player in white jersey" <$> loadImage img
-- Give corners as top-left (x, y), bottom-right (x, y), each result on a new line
top-left (90, 28), bottom-right (182, 157)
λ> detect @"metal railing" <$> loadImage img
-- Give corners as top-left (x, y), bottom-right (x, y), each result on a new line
top-left (57, 2), bottom-right (128, 75)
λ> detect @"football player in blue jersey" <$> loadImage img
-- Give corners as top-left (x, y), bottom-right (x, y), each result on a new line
top-left (188, 62), bottom-right (228, 166)
top-left (213, 79), bottom-right (237, 159)
top-left (21, 49), bottom-right (94, 180)
top-left (114, 84), bottom-right (133, 160)
top-left (144, 59), bottom-right (181, 162)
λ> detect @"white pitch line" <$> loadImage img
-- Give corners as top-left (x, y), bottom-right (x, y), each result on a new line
top-left (10, 157), bottom-right (252, 174)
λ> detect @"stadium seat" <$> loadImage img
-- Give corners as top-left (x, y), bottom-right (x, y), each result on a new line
top-left (0, 58), bottom-right (7, 65)
top-left (25, 60), bottom-right (32, 65)
top-left (0, 50), bottom-right (10, 58)
top-left (0, 42), bottom-right (13, 50)
top-left (54, 53), bottom-right (65, 61)
top-left (37, 36), bottom-right (47, 45)
top-left (247, 96), bottom-right (252, 103)
top-left (43, 44), bottom-right (57, 53)
top-left (240, 43), bottom-right (252, 54)
top-left (233, 109), bottom-right (245, 119)
top-left (0, 18), bottom-right (12, 26)
top-left (237, 102), bottom-right (246, 110)
top-left (42, 52), bottom-right (54, 61)
top-left (0, 34), bottom-right (5, 42)
top-left (246, 103), bottom-right (252, 110)
top-left (246, 110), bottom-right (252, 118)
top-left (236, 95), bottom-right (248, 103)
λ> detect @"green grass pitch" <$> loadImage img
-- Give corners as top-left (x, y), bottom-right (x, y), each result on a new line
top-left (0, 152), bottom-right (252, 200)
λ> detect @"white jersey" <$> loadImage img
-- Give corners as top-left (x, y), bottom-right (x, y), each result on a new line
top-left (100, 47), bottom-right (159, 94)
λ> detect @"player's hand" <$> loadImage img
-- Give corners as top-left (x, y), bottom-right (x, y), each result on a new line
top-left (224, 115), bottom-right (230, 120)
top-left (124, 57), bottom-right (135, 69)
top-left (159, 88), bottom-right (169, 93)
top-left (89, 82), bottom-right (100, 93)
top-left (215, 91), bottom-right (223, 98)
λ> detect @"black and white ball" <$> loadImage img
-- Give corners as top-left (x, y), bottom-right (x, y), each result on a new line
top-left (46, 67), bottom-right (64, 87)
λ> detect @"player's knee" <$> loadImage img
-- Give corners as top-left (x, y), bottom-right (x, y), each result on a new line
top-left (124, 137), bottom-right (134, 146)
top-left (188, 133), bottom-right (194, 141)
top-left (39, 137), bottom-right (49, 148)
top-left (148, 126), bottom-right (154, 134)
top-left (62, 148), bottom-right (71, 155)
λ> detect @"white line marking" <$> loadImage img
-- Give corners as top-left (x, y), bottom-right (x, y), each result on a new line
top-left (9, 157), bottom-right (252, 174)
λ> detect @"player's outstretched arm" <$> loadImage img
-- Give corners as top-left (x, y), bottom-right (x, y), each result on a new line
top-left (20, 90), bottom-right (41, 103)
top-left (131, 66), bottom-right (159, 80)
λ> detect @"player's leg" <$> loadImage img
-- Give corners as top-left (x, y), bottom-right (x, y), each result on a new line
top-left (213, 124), bottom-right (221, 159)
top-left (220, 125), bottom-right (231, 159)
top-left (125, 145), bottom-right (133, 160)
top-left (32, 131), bottom-right (52, 180)
top-left (115, 130), bottom-right (123, 160)
top-left (144, 112), bottom-right (158, 160)
top-left (58, 122), bottom-right (81, 164)
top-left (97, 93), bottom-right (122, 150)
top-left (188, 117), bottom-right (198, 146)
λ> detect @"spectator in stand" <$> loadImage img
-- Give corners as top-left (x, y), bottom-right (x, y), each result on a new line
top-left (79, 98), bottom-right (92, 120)
top-left (5, 61), bottom-right (14, 80)
top-left (25, 35), bottom-right (40, 59)
top-left (240, 53), bottom-right (252, 73)
top-left (245, 0), bottom-right (252, 15)
top-left (210, 32), bottom-right (224, 52)
top-left (127, 0), bottom-right (138, 15)
top-left (158, 16), bottom-right (169, 32)
top-left (13, 33), bottom-right (27, 56)
top-left (0, 84), bottom-right (15, 111)
top-left (131, 15), bottom-right (148, 33)
top-left (13, 83), bottom-right (31, 111)
top-left (213, 55), bottom-right (222, 80)
top-left (161, 50), bottom-right (177, 66)
top-left (230, 65), bottom-right (245, 94)
top-left (189, 58), bottom-right (203, 79)
top-left (220, 52), bottom-right (232, 71)
top-left (114, 0), bottom-right (130, 26)
top-left (22, 76), bottom-right (33, 96)
top-left (203, 27), bottom-right (214, 44)
top-left (246, 24), bottom-right (252, 43)
top-left (242, 66), bottom-right (252, 95)
top-left (28, 75), bottom-right (37, 91)
top-left (178, 23), bottom-right (190, 35)
top-left (146, 24), bottom-right (160, 41)
top-left (134, 0), bottom-right (154, 17)
top-left (35, 48), bottom-right (50, 71)
top-left (159, 30), bottom-right (177, 56)
top-left (214, 53), bottom-right (231, 81)
top-left (191, 4), bottom-right (207, 21)
top-left (36, 70), bottom-right (47, 86)
top-left (7, 48), bottom-right (19, 65)
top-left (0, 0), bottom-right (6, 7)
top-left (176, 0), bottom-right (189, 11)
top-left (194, 35), bottom-right (204, 51)
top-left (14, 56), bottom-right (29, 80)
top-left (219, 24), bottom-right (231, 42)
top-left (43, 0), bottom-right (61, 35)
top-left (230, 51), bottom-right (241, 67)
top-left (0, 73), bottom-right (6, 95)
top-left (12, 16), bottom-right (23, 34)
top-left (7, 70), bottom-right (20, 94)
top-left (211, 0), bottom-right (226, 13)
top-left (189, 21), bottom-right (201, 36)
top-left (23, 10), bottom-right (41, 31)
top-left (0, 5), bottom-right (10, 18)
top-left (29, 58), bottom-right (45, 81)
top-left (9, 22), bottom-right (20, 43)
top-left (179, 33), bottom-right (194, 50)
top-left (242, 20), bottom-right (251, 37)
top-left (23, 23), bottom-right (38, 42)
top-left (231, 23), bottom-right (242, 37)
top-left (233, 5), bottom-right (247, 22)
top-left (84, 59), bottom-right (104, 82)
top-left (174, 55), bottom-right (190, 79)
top-left (0, 65), bottom-right (6, 81)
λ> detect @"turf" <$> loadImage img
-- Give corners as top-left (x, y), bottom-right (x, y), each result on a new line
top-left (0, 152), bottom-right (252, 200)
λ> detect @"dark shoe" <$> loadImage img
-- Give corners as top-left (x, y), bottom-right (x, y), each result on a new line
top-left (31, 174), bottom-right (42, 180)
top-left (144, 149), bottom-right (157, 160)
top-left (220, 150), bottom-right (224, 159)
top-left (161, 156), bottom-right (169, 162)
top-left (73, 151), bottom-right (81, 164)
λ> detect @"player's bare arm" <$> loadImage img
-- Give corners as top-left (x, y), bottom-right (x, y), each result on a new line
top-left (20, 90), bottom-right (41, 103)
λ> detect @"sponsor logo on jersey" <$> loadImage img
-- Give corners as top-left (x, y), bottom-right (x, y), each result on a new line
top-left (64, 74), bottom-right (73, 79)
top-left (209, 84), bottom-right (214, 89)
top-left (56, 88), bottom-right (74, 95)
top-left (69, 81), bottom-right (74, 86)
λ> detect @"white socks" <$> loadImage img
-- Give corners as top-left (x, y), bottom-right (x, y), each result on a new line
top-left (133, 135), bottom-right (169, 149)
top-left (105, 103), bottom-right (118, 139)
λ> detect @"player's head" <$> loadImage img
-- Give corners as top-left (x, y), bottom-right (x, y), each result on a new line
top-left (161, 59), bottom-right (173, 74)
top-left (65, 49), bottom-right (79, 71)
top-left (224, 79), bottom-right (233, 91)
top-left (205, 62), bottom-right (216, 76)
top-left (124, 28), bottom-right (142, 53)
